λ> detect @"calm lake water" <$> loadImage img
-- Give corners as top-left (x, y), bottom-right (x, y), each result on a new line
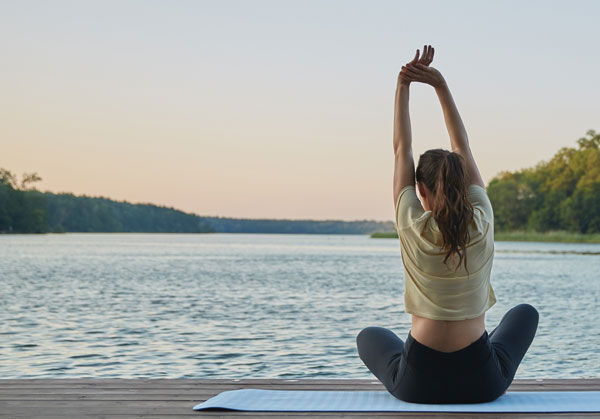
top-left (1, 233), bottom-right (599, 379)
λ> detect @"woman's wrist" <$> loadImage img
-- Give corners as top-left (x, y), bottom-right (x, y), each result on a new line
top-left (433, 78), bottom-right (448, 90)
top-left (397, 80), bottom-right (411, 89)
top-left (397, 72), bottom-right (411, 88)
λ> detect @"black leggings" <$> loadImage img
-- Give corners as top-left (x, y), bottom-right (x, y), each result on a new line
top-left (356, 304), bottom-right (539, 404)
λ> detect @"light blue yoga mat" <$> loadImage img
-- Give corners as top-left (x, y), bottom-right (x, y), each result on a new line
top-left (193, 389), bottom-right (600, 412)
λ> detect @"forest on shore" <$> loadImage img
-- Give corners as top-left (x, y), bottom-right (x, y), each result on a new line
top-left (487, 129), bottom-right (600, 234)
top-left (374, 129), bottom-right (600, 241)
top-left (0, 170), bottom-right (215, 234)
top-left (0, 169), bottom-right (393, 234)
top-left (2, 129), bottom-right (598, 236)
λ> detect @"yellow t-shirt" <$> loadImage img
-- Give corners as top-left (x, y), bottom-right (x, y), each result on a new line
top-left (394, 184), bottom-right (496, 320)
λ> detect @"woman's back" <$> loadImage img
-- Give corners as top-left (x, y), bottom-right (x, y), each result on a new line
top-left (396, 185), bottom-right (496, 352)
top-left (410, 312), bottom-right (485, 352)
top-left (394, 183), bottom-right (496, 351)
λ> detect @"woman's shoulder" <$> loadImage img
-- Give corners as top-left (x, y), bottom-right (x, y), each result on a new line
top-left (395, 185), bottom-right (427, 230)
top-left (467, 184), bottom-right (494, 224)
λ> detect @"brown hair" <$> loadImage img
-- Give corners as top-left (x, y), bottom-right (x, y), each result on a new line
top-left (415, 149), bottom-right (474, 271)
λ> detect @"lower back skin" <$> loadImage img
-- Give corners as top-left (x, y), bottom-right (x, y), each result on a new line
top-left (410, 313), bottom-right (486, 352)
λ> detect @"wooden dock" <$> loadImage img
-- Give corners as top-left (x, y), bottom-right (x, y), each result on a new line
top-left (0, 378), bottom-right (598, 418)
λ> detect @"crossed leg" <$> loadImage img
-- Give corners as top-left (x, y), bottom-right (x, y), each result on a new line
top-left (488, 303), bottom-right (539, 384)
top-left (356, 326), bottom-right (405, 392)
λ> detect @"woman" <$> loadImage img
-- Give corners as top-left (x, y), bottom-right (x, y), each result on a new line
top-left (356, 45), bottom-right (539, 404)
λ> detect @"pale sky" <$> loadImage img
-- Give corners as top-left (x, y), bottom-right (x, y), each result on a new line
top-left (1, 0), bottom-right (598, 221)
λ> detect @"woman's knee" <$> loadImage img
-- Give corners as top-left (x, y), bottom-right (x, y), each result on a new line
top-left (496, 304), bottom-right (539, 344)
top-left (511, 303), bottom-right (539, 325)
top-left (356, 326), bottom-right (382, 351)
top-left (504, 303), bottom-right (538, 321)
top-left (356, 326), bottom-right (398, 360)
top-left (356, 326), bottom-right (379, 367)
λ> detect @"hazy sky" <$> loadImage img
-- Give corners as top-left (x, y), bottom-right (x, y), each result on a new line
top-left (2, 0), bottom-right (598, 221)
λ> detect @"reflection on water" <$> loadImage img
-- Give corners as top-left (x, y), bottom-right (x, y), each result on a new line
top-left (0, 233), bottom-right (599, 379)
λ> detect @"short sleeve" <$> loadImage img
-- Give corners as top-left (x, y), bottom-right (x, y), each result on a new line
top-left (395, 186), bottom-right (425, 230)
top-left (468, 184), bottom-right (494, 223)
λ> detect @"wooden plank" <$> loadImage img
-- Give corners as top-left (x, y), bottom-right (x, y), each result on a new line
top-left (0, 379), bottom-right (386, 384)
top-left (1, 378), bottom-right (595, 385)
top-left (1, 379), bottom-right (598, 389)
top-left (0, 378), bottom-right (375, 385)
top-left (0, 379), bottom-right (598, 418)
top-left (0, 384), bottom-right (596, 400)
top-left (1, 378), bottom-right (597, 385)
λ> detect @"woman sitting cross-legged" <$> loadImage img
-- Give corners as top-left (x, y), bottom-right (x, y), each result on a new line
top-left (356, 45), bottom-right (539, 404)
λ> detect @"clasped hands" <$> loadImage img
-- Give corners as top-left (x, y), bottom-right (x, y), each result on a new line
top-left (398, 44), bottom-right (446, 89)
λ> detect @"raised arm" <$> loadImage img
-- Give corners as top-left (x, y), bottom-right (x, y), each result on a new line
top-left (392, 80), bottom-right (415, 206)
top-left (434, 82), bottom-right (485, 188)
top-left (393, 48), bottom-right (428, 206)
top-left (400, 48), bottom-right (485, 188)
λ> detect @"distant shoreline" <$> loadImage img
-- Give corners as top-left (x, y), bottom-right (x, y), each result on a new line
top-left (370, 230), bottom-right (600, 244)
top-left (3, 230), bottom-right (600, 244)
top-left (4, 230), bottom-right (600, 244)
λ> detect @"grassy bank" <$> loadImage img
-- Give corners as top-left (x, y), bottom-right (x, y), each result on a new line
top-left (370, 230), bottom-right (600, 243)
top-left (493, 230), bottom-right (600, 243)
top-left (370, 232), bottom-right (399, 239)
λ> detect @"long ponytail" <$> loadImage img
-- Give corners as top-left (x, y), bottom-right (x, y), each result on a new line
top-left (416, 149), bottom-right (474, 271)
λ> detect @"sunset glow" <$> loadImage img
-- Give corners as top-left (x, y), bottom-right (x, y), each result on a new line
top-left (2, 0), bottom-right (598, 220)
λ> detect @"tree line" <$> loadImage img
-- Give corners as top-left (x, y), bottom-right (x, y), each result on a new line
top-left (0, 170), bottom-right (215, 233)
top-left (200, 216), bottom-right (394, 234)
top-left (0, 169), bottom-right (47, 233)
top-left (3, 129), bottom-right (597, 236)
top-left (0, 169), bottom-right (395, 234)
top-left (487, 129), bottom-right (600, 233)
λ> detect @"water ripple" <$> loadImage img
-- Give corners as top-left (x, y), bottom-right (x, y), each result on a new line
top-left (0, 233), bottom-right (598, 379)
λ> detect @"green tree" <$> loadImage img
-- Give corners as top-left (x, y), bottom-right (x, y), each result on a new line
top-left (0, 168), bottom-right (48, 233)
top-left (487, 129), bottom-right (600, 233)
